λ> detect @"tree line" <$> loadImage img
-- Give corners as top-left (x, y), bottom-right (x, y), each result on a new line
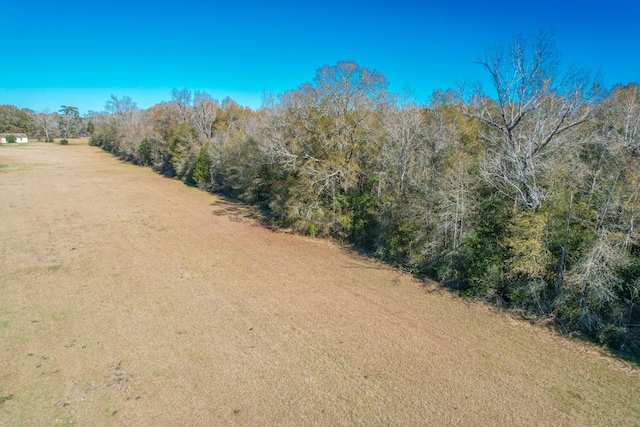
top-left (4, 33), bottom-right (639, 356)
top-left (0, 105), bottom-right (94, 142)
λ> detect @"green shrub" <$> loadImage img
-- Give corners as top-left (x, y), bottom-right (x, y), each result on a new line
top-left (192, 146), bottom-right (211, 186)
top-left (5, 134), bottom-right (16, 143)
top-left (137, 138), bottom-right (152, 166)
top-left (458, 191), bottom-right (511, 298)
top-left (59, 139), bottom-right (69, 145)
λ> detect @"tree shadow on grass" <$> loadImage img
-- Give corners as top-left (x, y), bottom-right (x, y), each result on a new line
top-left (209, 195), bottom-right (280, 231)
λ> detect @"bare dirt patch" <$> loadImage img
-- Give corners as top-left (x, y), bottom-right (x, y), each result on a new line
top-left (1, 142), bottom-right (639, 426)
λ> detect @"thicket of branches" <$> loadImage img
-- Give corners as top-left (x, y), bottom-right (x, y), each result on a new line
top-left (86, 35), bottom-right (640, 356)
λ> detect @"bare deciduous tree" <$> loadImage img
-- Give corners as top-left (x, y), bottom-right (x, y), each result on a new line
top-left (564, 233), bottom-right (628, 331)
top-left (192, 91), bottom-right (219, 147)
top-left (105, 95), bottom-right (140, 135)
top-left (465, 31), bottom-right (599, 210)
top-left (381, 88), bottom-right (426, 199)
top-left (171, 88), bottom-right (193, 125)
top-left (31, 110), bottom-right (58, 141)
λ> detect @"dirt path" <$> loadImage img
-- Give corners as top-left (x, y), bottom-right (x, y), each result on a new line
top-left (1, 142), bottom-right (638, 426)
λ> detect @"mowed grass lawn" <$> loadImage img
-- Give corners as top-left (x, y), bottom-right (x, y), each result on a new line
top-left (1, 141), bottom-right (639, 426)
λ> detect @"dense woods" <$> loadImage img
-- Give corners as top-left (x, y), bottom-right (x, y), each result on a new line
top-left (3, 34), bottom-right (639, 356)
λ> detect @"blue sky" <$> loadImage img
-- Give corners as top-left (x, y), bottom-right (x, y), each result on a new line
top-left (2, 0), bottom-right (639, 115)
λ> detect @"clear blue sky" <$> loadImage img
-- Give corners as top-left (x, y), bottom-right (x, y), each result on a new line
top-left (2, 0), bottom-right (639, 115)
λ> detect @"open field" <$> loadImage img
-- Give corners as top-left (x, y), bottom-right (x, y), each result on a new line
top-left (1, 142), bottom-right (639, 426)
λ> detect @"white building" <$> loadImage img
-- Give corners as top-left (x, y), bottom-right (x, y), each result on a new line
top-left (0, 133), bottom-right (29, 143)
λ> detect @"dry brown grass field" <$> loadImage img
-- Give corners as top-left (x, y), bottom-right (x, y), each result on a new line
top-left (1, 141), bottom-right (639, 426)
